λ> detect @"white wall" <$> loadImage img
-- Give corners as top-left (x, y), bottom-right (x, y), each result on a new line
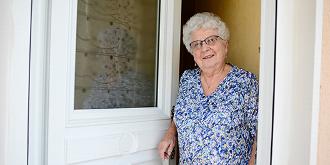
top-left (0, 0), bottom-right (12, 164)
top-left (273, 0), bottom-right (317, 164)
top-left (0, 0), bottom-right (31, 165)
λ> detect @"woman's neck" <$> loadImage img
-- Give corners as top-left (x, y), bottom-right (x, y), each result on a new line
top-left (200, 63), bottom-right (228, 96)
top-left (201, 63), bottom-right (227, 78)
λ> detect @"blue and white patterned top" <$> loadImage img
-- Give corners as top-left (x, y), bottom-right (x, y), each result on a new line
top-left (174, 64), bottom-right (258, 165)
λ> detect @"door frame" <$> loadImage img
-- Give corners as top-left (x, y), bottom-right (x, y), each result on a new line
top-left (28, 0), bottom-right (50, 164)
top-left (1, 0), bottom-right (31, 165)
top-left (27, 0), bottom-right (276, 164)
top-left (257, 0), bottom-right (276, 164)
top-left (310, 0), bottom-right (324, 164)
top-left (28, 0), bottom-right (182, 164)
top-left (26, 0), bottom-right (324, 165)
top-left (272, 0), bottom-right (324, 164)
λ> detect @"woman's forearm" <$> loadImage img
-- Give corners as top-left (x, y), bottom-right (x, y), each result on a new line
top-left (248, 138), bottom-right (257, 165)
top-left (167, 120), bottom-right (177, 136)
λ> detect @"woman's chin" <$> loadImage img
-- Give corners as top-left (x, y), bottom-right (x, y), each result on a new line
top-left (200, 62), bottom-right (218, 70)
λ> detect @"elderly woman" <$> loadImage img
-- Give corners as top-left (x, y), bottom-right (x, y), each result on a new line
top-left (158, 12), bottom-right (258, 164)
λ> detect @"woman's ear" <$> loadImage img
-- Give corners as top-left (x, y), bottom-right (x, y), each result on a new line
top-left (225, 41), bottom-right (229, 48)
top-left (224, 41), bottom-right (229, 55)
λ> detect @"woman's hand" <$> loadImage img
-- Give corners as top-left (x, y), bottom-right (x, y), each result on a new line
top-left (248, 138), bottom-right (257, 165)
top-left (158, 121), bottom-right (177, 160)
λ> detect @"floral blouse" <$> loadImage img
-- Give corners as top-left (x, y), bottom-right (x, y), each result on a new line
top-left (174, 64), bottom-right (258, 165)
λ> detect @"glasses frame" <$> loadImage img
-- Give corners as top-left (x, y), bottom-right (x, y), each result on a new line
top-left (189, 35), bottom-right (223, 51)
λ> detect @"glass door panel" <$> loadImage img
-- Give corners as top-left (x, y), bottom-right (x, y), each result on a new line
top-left (74, 0), bottom-right (159, 109)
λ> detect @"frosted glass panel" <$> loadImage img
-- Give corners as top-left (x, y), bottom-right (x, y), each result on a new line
top-left (74, 0), bottom-right (159, 109)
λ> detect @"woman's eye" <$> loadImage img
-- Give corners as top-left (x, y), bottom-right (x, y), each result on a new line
top-left (207, 39), bottom-right (214, 44)
top-left (192, 42), bottom-right (200, 48)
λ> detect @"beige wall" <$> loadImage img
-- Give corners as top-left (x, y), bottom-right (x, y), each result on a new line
top-left (318, 0), bottom-right (330, 164)
top-left (195, 0), bottom-right (261, 77)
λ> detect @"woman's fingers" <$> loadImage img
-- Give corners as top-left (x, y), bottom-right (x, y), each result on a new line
top-left (158, 137), bottom-right (175, 160)
top-left (166, 139), bottom-right (175, 156)
top-left (158, 140), bottom-right (170, 160)
top-left (158, 122), bottom-right (177, 160)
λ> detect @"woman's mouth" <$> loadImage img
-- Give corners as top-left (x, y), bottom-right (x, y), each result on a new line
top-left (202, 54), bottom-right (214, 59)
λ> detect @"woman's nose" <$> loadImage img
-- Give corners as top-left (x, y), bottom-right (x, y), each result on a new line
top-left (201, 42), bottom-right (210, 52)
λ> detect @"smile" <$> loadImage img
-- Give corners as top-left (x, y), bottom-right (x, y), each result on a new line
top-left (202, 54), bottom-right (214, 59)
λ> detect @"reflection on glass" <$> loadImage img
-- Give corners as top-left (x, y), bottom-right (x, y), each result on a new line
top-left (74, 0), bottom-right (159, 109)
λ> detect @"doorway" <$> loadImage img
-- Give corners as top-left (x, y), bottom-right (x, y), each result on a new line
top-left (180, 0), bottom-right (261, 78)
top-left (27, 0), bottom-right (276, 164)
top-left (177, 0), bottom-right (274, 165)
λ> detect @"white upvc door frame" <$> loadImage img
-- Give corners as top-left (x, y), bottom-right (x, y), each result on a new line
top-left (272, 0), bottom-right (324, 165)
top-left (310, 0), bottom-right (324, 164)
top-left (28, 0), bottom-right (50, 164)
top-left (2, 0), bottom-right (31, 165)
top-left (257, 0), bottom-right (277, 164)
top-left (26, 0), bottom-right (277, 164)
top-left (26, 0), bottom-right (324, 165)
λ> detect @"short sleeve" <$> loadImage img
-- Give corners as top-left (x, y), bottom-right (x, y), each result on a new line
top-left (245, 76), bottom-right (259, 139)
top-left (173, 70), bottom-right (189, 122)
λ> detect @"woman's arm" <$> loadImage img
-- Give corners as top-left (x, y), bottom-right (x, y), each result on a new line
top-left (248, 138), bottom-right (257, 165)
top-left (158, 120), bottom-right (177, 160)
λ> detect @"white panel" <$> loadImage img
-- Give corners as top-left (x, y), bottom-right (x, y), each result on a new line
top-left (2, 0), bottom-right (31, 165)
top-left (273, 0), bottom-right (316, 164)
top-left (134, 160), bottom-right (163, 165)
top-left (310, 0), bottom-right (324, 165)
top-left (257, 0), bottom-right (276, 164)
top-left (47, 0), bottom-right (71, 163)
top-left (28, 0), bottom-right (50, 164)
top-left (68, 108), bottom-right (168, 127)
top-left (70, 150), bottom-right (162, 165)
top-left (67, 133), bottom-right (129, 163)
top-left (0, 0), bottom-right (12, 164)
top-left (67, 129), bottom-right (167, 163)
top-left (65, 120), bottom-right (170, 164)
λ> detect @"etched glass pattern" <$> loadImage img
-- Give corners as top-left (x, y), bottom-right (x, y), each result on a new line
top-left (74, 0), bottom-right (159, 109)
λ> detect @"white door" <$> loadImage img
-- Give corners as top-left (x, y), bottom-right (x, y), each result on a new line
top-left (46, 0), bottom-right (181, 164)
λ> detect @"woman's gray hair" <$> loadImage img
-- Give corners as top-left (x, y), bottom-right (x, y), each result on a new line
top-left (182, 12), bottom-right (230, 53)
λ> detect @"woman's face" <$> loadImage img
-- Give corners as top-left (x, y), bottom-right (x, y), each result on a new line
top-left (190, 28), bottom-right (228, 71)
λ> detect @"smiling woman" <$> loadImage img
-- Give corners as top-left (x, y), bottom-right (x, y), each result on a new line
top-left (158, 12), bottom-right (258, 164)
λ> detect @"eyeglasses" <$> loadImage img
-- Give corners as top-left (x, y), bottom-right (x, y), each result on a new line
top-left (189, 35), bottom-right (222, 51)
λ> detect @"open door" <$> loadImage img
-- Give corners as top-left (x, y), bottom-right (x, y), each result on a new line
top-left (45, 0), bottom-right (181, 164)
top-left (29, 0), bottom-right (275, 164)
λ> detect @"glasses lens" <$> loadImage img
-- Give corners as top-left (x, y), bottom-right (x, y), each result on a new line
top-left (205, 36), bottom-right (219, 45)
top-left (190, 41), bottom-right (201, 50)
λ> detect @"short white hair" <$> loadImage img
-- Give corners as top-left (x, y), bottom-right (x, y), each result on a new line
top-left (182, 12), bottom-right (230, 53)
